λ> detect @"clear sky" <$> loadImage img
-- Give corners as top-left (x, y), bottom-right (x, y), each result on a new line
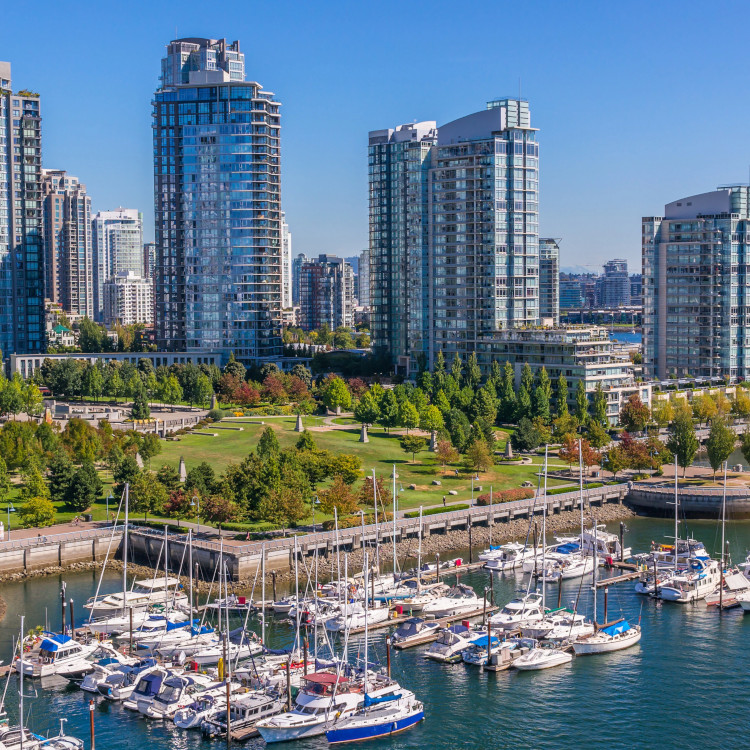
top-left (4, 0), bottom-right (750, 271)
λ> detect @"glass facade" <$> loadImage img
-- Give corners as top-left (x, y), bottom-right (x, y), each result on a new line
top-left (643, 186), bottom-right (750, 380)
top-left (539, 238), bottom-right (560, 324)
top-left (154, 39), bottom-right (281, 361)
top-left (0, 64), bottom-right (44, 356)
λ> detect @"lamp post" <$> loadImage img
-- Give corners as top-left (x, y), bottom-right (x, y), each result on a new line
top-left (6, 502), bottom-right (14, 541)
top-left (191, 495), bottom-right (200, 535)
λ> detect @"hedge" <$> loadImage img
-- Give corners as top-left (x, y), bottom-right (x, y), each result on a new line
top-left (476, 488), bottom-right (534, 505)
top-left (132, 520), bottom-right (191, 533)
top-left (404, 504), bottom-right (470, 518)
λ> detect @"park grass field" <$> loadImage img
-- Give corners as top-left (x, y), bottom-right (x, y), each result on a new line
top-left (156, 416), bottom-right (574, 515)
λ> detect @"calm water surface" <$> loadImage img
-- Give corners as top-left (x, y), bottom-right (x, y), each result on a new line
top-left (1, 516), bottom-right (749, 749)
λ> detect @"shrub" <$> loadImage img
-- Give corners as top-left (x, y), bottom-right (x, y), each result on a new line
top-left (476, 488), bottom-right (534, 505)
top-left (207, 408), bottom-right (226, 422)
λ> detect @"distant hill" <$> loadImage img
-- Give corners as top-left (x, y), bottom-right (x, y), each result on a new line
top-left (561, 265), bottom-right (600, 274)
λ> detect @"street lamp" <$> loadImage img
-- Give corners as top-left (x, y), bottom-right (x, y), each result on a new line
top-left (191, 495), bottom-right (200, 535)
top-left (106, 492), bottom-right (113, 524)
top-left (7, 501), bottom-right (15, 541)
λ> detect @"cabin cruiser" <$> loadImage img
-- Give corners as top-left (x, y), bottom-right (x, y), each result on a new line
top-left (423, 624), bottom-right (487, 664)
top-left (201, 691), bottom-right (286, 739)
top-left (520, 608), bottom-right (577, 640)
top-left (390, 618), bottom-right (441, 649)
top-left (705, 570), bottom-right (750, 608)
top-left (191, 628), bottom-right (263, 666)
top-left (482, 542), bottom-right (539, 572)
top-left (420, 584), bottom-right (481, 618)
top-left (64, 645), bottom-right (135, 686)
top-left (572, 619), bottom-right (641, 654)
top-left (399, 582), bottom-right (449, 613)
top-left (0, 726), bottom-right (43, 749)
top-left (154, 627), bottom-right (217, 659)
top-left (324, 602), bottom-right (390, 632)
top-left (461, 635), bottom-right (502, 667)
top-left (537, 550), bottom-right (596, 582)
top-left (203, 594), bottom-right (255, 614)
top-left (256, 670), bottom-right (399, 743)
top-left (513, 642), bottom-right (573, 671)
top-left (325, 689), bottom-right (424, 745)
top-left (16, 633), bottom-right (101, 678)
top-left (489, 593), bottom-right (545, 630)
top-left (139, 672), bottom-right (219, 719)
top-left (634, 538), bottom-right (711, 571)
top-left (560, 524), bottom-right (632, 561)
top-left (120, 614), bottom-right (195, 649)
top-left (544, 612), bottom-right (595, 642)
top-left (123, 666), bottom-right (172, 710)
top-left (86, 607), bottom-right (157, 636)
top-left (84, 577), bottom-right (187, 615)
top-left (79, 651), bottom-right (138, 693)
top-left (651, 558), bottom-right (721, 603)
top-left (36, 720), bottom-right (84, 749)
top-left (484, 638), bottom-right (537, 671)
top-left (97, 658), bottom-right (158, 701)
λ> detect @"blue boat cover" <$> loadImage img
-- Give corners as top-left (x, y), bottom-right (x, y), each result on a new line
top-left (445, 625), bottom-right (470, 635)
top-left (489, 545), bottom-right (502, 551)
top-left (555, 543), bottom-right (580, 554)
top-left (138, 673), bottom-right (164, 696)
top-left (469, 635), bottom-right (500, 647)
top-left (364, 692), bottom-right (401, 707)
top-left (601, 620), bottom-right (630, 636)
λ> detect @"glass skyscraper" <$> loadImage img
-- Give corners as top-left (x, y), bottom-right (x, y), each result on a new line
top-left (153, 38), bottom-right (282, 360)
top-left (643, 186), bottom-right (750, 380)
top-left (0, 62), bottom-right (44, 356)
top-left (539, 238), bottom-right (560, 324)
top-left (369, 99), bottom-right (539, 374)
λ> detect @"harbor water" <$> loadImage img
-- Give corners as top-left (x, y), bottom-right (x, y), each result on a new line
top-left (0, 515), bottom-right (748, 749)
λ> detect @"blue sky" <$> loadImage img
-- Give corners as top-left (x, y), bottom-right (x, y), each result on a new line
top-left (3, 0), bottom-right (750, 270)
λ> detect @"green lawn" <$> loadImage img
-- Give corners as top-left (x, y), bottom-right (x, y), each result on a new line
top-left (156, 418), bottom-right (570, 515)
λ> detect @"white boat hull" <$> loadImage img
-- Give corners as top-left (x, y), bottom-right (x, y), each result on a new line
top-left (572, 627), bottom-right (641, 654)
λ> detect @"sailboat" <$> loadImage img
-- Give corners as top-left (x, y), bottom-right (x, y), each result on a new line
top-left (325, 551), bottom-right (424, 745)
top-left (572, 520), bottom-right (642, 655)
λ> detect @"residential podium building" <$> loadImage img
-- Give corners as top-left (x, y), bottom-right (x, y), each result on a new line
top-left (0, 62), bottom-right (44, 355)
top-left (153, 37), bottom-right (282, 362)
top-left (41, 169), bottom-right (94, 318)
top-left (643, 186), bottom-right (750, 381)
top-left (103, 270), bottom-right (154, 327)
top-left (596, 258), bottom-right (630, 308)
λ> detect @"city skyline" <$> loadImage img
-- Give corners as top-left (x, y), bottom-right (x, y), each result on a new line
top-left (4, 1), bottom-right (750, 268)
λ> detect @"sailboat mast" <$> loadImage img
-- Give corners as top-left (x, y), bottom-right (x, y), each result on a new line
top-left (721, 461), bottom-right (727, 569)
top-left (19, 615), bottom-right (24, 750)
top-left (542, 445), bottom-right (548, 609)
top-left (188, 530), bottom-right (193, 628)
top-left (122, 483), bottom-right (129, 605)
top-left (261, 542), bottom-right (266, 644)
top-left (294, 535), bottom-right (300, 653)
top-left (392, 464), bottom-right (397, 578)
top-left (674, 456), bottom-right (679, 571)
top-left (163, 524), bottom-right (169, 611)
top-left (417, 507), bottom-right (423, 591)
top-left (363, 550), bottom-right (368, 698)
top-left (593, 520), bottom-right (598, 624)
top-left (578, 438), bottom-right (584, 540)
top-left (372, 469), bottom-right (379, 576)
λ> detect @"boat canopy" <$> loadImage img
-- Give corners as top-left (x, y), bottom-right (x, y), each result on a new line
top-left (724, 573), bottom-right (750, 591)
top-left (39, 633), bottom-right (73, 652)
top-left (364, 692), bottom-right (401, 707)
top-left (138, 673), bottom-right (164, 695)
top-left (601, 620), bottom-right (631, 636)
top-left (133, 577), bottom-right (182, 589)
top-left (469, 635), bottom-right (500, 647)
top-left (445, 625), bottom-right (470, 635)
top-left (555, 543), bottom-right (580, 555)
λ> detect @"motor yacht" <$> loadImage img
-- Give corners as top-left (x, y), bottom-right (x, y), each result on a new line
top-left (122, 666), bottom-right (172, 710)
top-left (140, 672), bottom-right (219, 719)
top-left (399, 583), bottom-right (449, 613)
top-left (84, 577), bottom-right (187, 616)
top-left (191, 629), bottom-right (262, 666)
top-left (16, 634), bottom-right (101, 678)
top-left (420, 584), bottom-right (481, 618)
top-left (118, 613), bottom-right (194, 649)
top-left (513, 643), bottom-right (573, 671)
top-left (651, 558), bottom-right (721, 603)
top-left (544, 613), bottom-right (595, 642)
top-left (201, 691), bottom-right (286, 739)
top-left (482, 542), bottom-right (539, 572)
top-left (324, 602), bottom-right (390, 633)
top-left (424, 624), bottom-right (486, 664)
top-left (461, 635), bottom-right (502, 667)
top-left (390, 618), bottom-right (441, 649)
top-left (96, 658), bottom-right (158, 701)
top-left (489, 593), bottom-right (544, 630)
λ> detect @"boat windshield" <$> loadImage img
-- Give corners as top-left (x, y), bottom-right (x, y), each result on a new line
top-left (155, 684), bottom-right (183, 703)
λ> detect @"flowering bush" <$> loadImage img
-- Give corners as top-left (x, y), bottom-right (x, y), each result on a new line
top-left (476, 488), bottom-right (535, 505)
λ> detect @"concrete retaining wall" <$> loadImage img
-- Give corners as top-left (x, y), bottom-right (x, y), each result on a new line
top-left (627, 483), bottom-right (750, 517)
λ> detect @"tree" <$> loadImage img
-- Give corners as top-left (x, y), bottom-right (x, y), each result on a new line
top-left (83, 366), bottom-right (103, 403)
top-left (558, 434), bottom-right (580, 473)
top-left (464, 440), bottom-right (493, 473)
top-left (320, 376), bottom-right (351, 413)
top-left (667, 405), bottom-right (699, 477)
top-left (359, 475), bottom-right (392, 513)
top-left (223, 352), bottom-right (246, 382)
top-left (258, 427), bottom-right (281, 460)
top-left (575, 381), bottom-right (588, 425)
top-left (164, 489), bottom-right (193, 523)
top-left (185, 462), bottom-right (217, 496)
top-left (498, 361), bottom-right (517, 423)
top-left (158, 375), bottom-right (183, 410)
top-left (317, 475), bottom-right (359, 517)
top-left (555, 373), bottom-right (569, 417)
top-left (129, 472), bottom-right (168, 521)
top-left (604, 444), bottom-right (630, 480)
top-left (740, 430), bottom-right (750, 468)
top-left (113, 455), bottom-right (140, 495)
top-left (140, 433), bottom-right (162, 462)
top-left (19, 463), bottom-right (49, 502)
top-left (0, 455), bottom-right (10, 505)
top-left (451, 353), bottom-right (463, 382)
top-left (17, 496), bottom-right (55, 528)
top-left (532, 367), bottom-right (552, 423)
top-left (651, 400), bottom-right (675, 429)
top-left (295, 429), bottom-right (317, 452)
top-left (586, 420), bottom-right (611, 449)
top-left (471, 388), bottom-right (497, 425)
top-left (705, 418), bottom-right (736, 479)
top-left (400, 435), bottom-right (426, 463)
top-left (511, 417), bottom-right (542, 452)
top-left (419, 405), bottom-right (444, 434)
top-left (398, 401), bottom-right (419, 434)
top-left (0, 377), bottom-right (24, 418)
top-left (619, 394), bottom-right (650, 433)
top-left (515, 382), bottom-right (532, 422)
top-left (692, 394), bottom-right (717, 426)
top-left (326, 454), bottom-right (362, 484)
top-left (65, 461), bottom-right (102, 512)
top-left (353, 391), bottom-right (380, 426)
top-left (259, 486), bottom-right (307, 532)
top-left (21, 382), bottom-right (43, 416)
top-left (130, 382), bottom-right (151, 420)
top-left (194, 374), bottom-right (213, 408)
top-left (733, 390), bottom-right (750, 421)
top-left (463, 352), bottom-right (481, 389)
top-left (156, 464), bottom-right (181, 491)
top-left (592, 383), bottom-right (608, 427)
top-left (436, 439), bottom-right (460, 471)
top-left (62, 418), bottom-right (102, 463)
top-left (48, 451), bottom-right (75, 503)
top-left (202, 494), bottom-right (241, 526)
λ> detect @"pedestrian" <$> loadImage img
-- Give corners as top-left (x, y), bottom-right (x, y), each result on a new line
top-left (246, 531), bottom-right (251, 541)
top-left (443, 495), bottom-right (446, 507)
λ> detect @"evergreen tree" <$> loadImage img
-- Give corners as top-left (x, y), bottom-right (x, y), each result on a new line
top-left (592, 383), bottom-right (608, 427)
top-left (295, 429), bottom-right (317, 452)
top-left (498, 361), bottom-right (516, 423)
top-left (575, 380), bottom-right (588, 425)
top-left (555, 373), bottom-right (569, 417)
top-left (378, 390), bottom-right (399, 433)
top-left (489, 359), bottom-right (502, 388)
top-left (0, 455), bottom-right (10, 504)
top-left (532, 366), bottom-right (552, 422)
top-left (258, 426), bottom-right (281, 460)
top-left (451, 353), bottom-right (463, 382)
top-left (48, 451), bottom-right (75, 504)
top-left (433, 350), bottom-right (446, 392)
top-left (516, 381), bottom-right (532, 422)
top-left (520, 363), bottom-right (534, 395)
top-left (65, 461), bottom-right (102, 512)
top-left (130, 382), bottom-right (150, 420)
top-left (463, 352), bottom-right (481, 389)
top-left (667, 404), bottom-right (699, 477)
top-left (471, 388), bottom-right (498, 424)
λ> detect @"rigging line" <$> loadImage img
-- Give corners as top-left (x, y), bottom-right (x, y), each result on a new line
top-left (88, 493), bottom-right (125, 619)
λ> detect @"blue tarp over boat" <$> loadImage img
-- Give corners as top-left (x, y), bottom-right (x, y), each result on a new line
top-left (601, 620), bottom-right (630, 636)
